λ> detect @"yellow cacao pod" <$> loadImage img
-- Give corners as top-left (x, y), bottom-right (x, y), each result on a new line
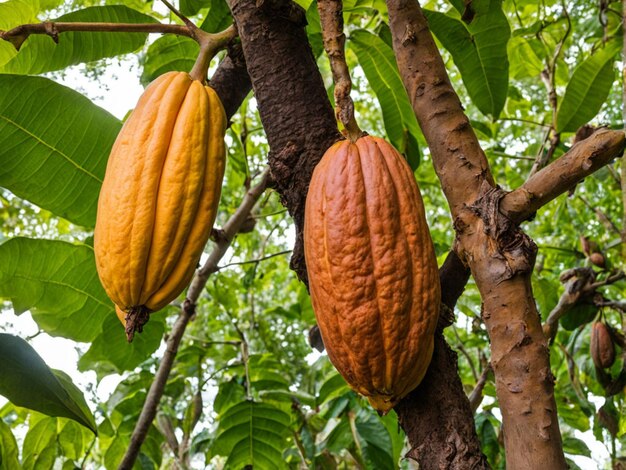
top-left (94, 71), bottom-right (226, 339)
top-left (304, 135), bottom-right (440, 413)
top-left (591, 321), bottom-right (615, 369)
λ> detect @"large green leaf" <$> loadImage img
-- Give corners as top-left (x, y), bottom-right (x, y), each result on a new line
top-left (0, 238), bottom-right (111, 342)
top-left (0, 75), bottom-right (120, 227)
top-left (78, 312), bottom-right (166, 375)
top-left (0, 334), bottom-right (96, 433)
top-left (141, 35), bottom-right (199, 85)
top-left (0, 5), bottom-right (158, 75)
top-left (555, 40), bottom-right (620, 133)
top-left (425, 0), bottom-right (510, 119)
top-left (0, 418), bottom-right (20, 470)
top-left (210, 401), bottom-right (291, 469)
top-left (349, 29), bottom-right (422, 169)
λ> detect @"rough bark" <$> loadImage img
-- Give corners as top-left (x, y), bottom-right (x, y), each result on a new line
top-left (210, 42), bottom-right (252, 119)
top-left (386, 1), bottom-right (567, 468)
top-left (228, 0), bottom-right (487, 466)
top-left (396, 251), bottom-right (489, 470)
top-left (228, 0), bottom-right (342, 285)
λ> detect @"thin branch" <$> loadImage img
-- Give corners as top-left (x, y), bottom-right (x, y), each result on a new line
top-left (501, 129), bottom-right (626, 223)
top-left (317, 0), bottom-right (362, 141)
top-left (217, 249), bottom-right (292, 270)
top-left (468, 365), bottom-right (492, 414)
top-left (0, 22), bottom-right (193, 50)
top-left (577, 195), bottom-right (621, 235)
top-left (119, 170), bottom-right (270, 470)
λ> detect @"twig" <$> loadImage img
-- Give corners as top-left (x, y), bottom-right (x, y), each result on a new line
top-left (317, 0), bottom-right (362, 141)
top-left (0, 22), bottom-right (193, 50)
top-left (118, 170), bottom-right (271, 470)
top-left (577, 195), bottom-right (621, 235)
top-left (217, 250), bottom-right (292, 270)
top-left (468, 365), bottom-right (492, 414)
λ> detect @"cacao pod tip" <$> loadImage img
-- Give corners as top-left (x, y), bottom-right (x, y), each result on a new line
top-left (124, 307), bottom-right (150, 343)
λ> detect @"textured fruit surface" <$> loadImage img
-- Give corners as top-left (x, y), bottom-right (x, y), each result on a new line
top-left (94, 71), bottom-right (226, 338)
top-left (591, 322), bottom-right (615, 369)
top-left (304, 135), bottom-right (440, 413)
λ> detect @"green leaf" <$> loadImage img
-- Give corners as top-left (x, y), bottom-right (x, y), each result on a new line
top-left (211, 401), bottom-right (291, 469)
top-left (0, 238), bottom-right (111, 342)
top-left (199, 0), bottom-right (233, 34)
top-left (140, 35), bottom-right (199, 85)
top-left (0, 75), bottom-right (121, 227)
top-left (0, 0), bottom-right (38, 69)
top-left (555, 40), bottom-right (620, 133)
top-left (560, 303), bottom-right (598, 331)
top-left (180, 0), bottom-right (210, 16)
top-left (214, 380), bottom-right (247, 416)
top-left (349, 29), bottom-right (422, 169)
top-left (562, 436), bottom-right (592, 457)
top-left (78, 312), bottom-right (166, 375)
top-left (0, 6), bottom-right (159, 75)
top-left (58, 419), bottom-right (91, 460)
top-left (21, 416), bottom-right (58, 470)
top-left (0, 418), bottom-right (20, 470)
top-left (424, 0), bottom-right (510, 119)
top-left (355, 411), bottom-right (395, 470)
top-left (508, 36), bottom-right (543, 79)
top-left (318, 371), bottom-right (351, 404)
top-left (0, 334), bottom-right (97, 433)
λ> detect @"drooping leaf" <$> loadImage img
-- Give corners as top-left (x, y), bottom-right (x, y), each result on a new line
top-left (141, 35), bottom-right (199, 85)
top-left (0, 334), bottom-right (97, 433)
top-left (78, 312), bottom-right (166, 375)
top-left (555, 40), bottom-right (620, 133)
top-left (0, 6), bottom-right (159, 75)
top-left (349, 29), bottom-right (422, 169)
top-left (0, 238), bottom-right (111, 342)
top-left (0, 75), bottom-right (120, 227)
top-left (425, 0), bottom-right (510, 119)
top-left (210, 401), bottom-right (291, 469)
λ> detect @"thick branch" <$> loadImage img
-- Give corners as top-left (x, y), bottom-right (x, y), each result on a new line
top-left (228, 0), bottom-right (341, 286)
top-left (119, 171), bottom-right (270, 470)
top-left (502, 129), bottom-right (626, 222)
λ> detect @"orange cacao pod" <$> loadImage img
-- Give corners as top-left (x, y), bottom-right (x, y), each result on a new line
top-left (591, 322), bottom-right (615, 369)
top-left (94, 71), bottom-right (226, 340)
top-left (304, 135), bottom-right (440, 413)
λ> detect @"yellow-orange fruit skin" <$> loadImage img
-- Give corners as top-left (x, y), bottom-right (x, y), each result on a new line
top-left (304, 136), bottom-right (440, 413)
top-left (94, 71), bottom-right (226, 320)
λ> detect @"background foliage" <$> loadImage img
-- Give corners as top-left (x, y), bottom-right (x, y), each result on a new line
top-left (0, 0), bottom-right (625, 468)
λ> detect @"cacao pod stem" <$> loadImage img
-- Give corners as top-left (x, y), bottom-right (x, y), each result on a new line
top-left (125, 306), bottom-right (151, 342)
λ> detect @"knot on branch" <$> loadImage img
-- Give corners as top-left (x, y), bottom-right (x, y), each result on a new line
top-left (468, 184), bottom-right (537, 279)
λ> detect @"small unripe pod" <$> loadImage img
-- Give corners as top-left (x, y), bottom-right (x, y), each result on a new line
top-left (591, 322), bottom-right (615, 369)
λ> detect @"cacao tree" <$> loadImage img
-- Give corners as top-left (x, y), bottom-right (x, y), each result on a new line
top-left (0, 0), bottom-right (625, 469)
